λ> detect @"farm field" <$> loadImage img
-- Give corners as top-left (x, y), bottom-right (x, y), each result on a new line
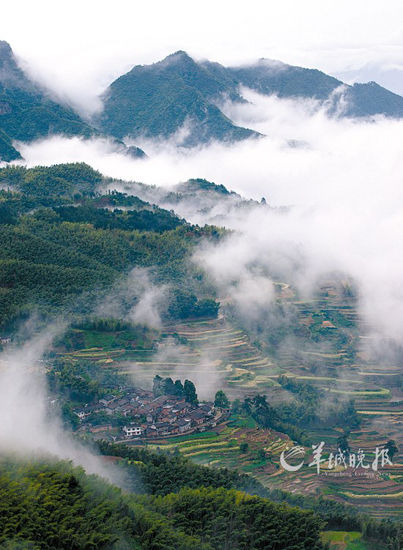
top-left (321, 530), bottom-right (383, 549)
top-left (57, 283), bottom-right (402, 519)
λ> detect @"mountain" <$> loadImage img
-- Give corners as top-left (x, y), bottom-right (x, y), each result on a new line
top-left (342, 81), bottom-right (403, 117)
top-left (106, 175), bottom-right (266, 225)
top-left (0, 41), bottom-right (149, 162)
top-left (221, 59), bottom-right (341, 100)
top-left (0, 41), bottom-right (96, 161)
top-left (208, 58), bottom-right (403, 117)
top-left (97, 51), bottom-right (260, 146)
top-left (3, 42), bottom-right (403, 158)
top-left (99, 52), bottom-right (403, 146)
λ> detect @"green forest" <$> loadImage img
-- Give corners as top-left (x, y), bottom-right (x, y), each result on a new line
top-left (0, 455), bottom-right (324, 550)
top-left (0, 163), bottom-right (220, 329)
top-left (1, 444), bottom-right (401, 550)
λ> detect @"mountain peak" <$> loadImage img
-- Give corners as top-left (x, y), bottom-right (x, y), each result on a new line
top-left (0, 39), bottom-right (31, 90)
top-left (0, 40), bottom-right (18, 70)
top-left (256, 57), bottom-right (287, 68)
top-left (158, 50), bottom-right (196, 68)
top-left (0, 40), bottom-right (12, 58)
top-left (170, 50), bottom-right (191, 58)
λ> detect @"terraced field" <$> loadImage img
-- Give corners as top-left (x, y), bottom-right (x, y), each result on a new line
top-left (267, 287), bottom-right (403, 519)
top-left (144, 413), bottom-right (289, 475)
top-left (59, 284), bottom-right (402, 519)
top-left (113, 316), bottom-right (283, 397)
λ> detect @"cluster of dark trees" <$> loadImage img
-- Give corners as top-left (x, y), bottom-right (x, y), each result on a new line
top-left (96, 441), bottom-right (402, 549)
top-left (168, 290), bottom-right (220, 319)
top-left (0, 455), bottom-right (326, 550)
top-left (47, 359), bottom-right (103, 405)
top-left (277, 376), bottom-right (361, 430)
top-left (71, 317), bottom-right (142, 333)
top-left (243, 394), bottom-right (311, 446)
top-left (214, 390), bottom-right (230, 408)
top-left (97, 441), bottom-right (265, 496)
top-left (153, 375), bottom-right (198, 405)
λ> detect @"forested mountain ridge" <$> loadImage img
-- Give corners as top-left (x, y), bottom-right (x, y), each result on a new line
top-left (224, 58), bottom-right (403, 117)
top-left (97, 50), bottom-right (260, 146)
top-left (2, 42), bottom-right (403, 159)
top-left (98, 51), bottom-right (403, 145)
top-left (0, 455), bottom-right (326, 550)
top-left (0, 162), bottom-right (222, 329)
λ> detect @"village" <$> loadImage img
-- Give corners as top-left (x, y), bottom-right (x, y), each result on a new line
top-left (73, 383), bottom-right (225, 441)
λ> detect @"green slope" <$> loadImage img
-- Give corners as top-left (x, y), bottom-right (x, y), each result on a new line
top-left (0, 162), bottom-right (220, 328)
top-left (0, 41), bottom-right (93, 161)
top-left (98, 51), bottom-right (259, 145)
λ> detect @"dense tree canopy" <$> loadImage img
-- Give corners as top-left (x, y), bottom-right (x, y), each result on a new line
top-left (0, 163), bottom-right (220, 329)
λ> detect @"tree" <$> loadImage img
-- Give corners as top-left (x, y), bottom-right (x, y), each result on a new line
top-left (173, 379), bottom-right (184, 396)
top-left (214, 390), bottom-right (229, 409)
top-left (337, 432), bottom-right (350, 454)
top-left (152, 375), bottom-right (164, 397)
top-left (184, 380), bottom-right (198, 405)
top-left (240, 442), bottom-right (249, 454)
top-left (163, 377), bottom-right (175, 395)
top-left (385, 440), bottom-right (398, 460)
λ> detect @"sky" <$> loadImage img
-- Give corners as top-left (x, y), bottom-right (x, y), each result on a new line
top-left (1, 0), bottom-right (403, 113)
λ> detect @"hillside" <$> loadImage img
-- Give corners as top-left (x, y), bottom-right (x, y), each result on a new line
top-left (0, 163), bottom-right (220, 329)
top-left (0, 41), bottom-right (95, 161)
top-left (97, 51), bottom-right (259, 146)
top-left (104, 176), bottom-right (265, 225)
top-left (0, 455), bottom-right (327, 550)
top-left (0, 163), bottom-right (402, 548)
top-left (0, 41), bottom-right (148, 162)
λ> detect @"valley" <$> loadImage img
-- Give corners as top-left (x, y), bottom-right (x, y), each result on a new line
top-left (49, 283), bottom-right (402, 520)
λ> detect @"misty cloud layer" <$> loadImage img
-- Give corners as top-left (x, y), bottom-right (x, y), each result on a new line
top-left (95, 267), bottom-right (167, 329)
top-left (0, 322), bottom-right (124, 483)
top-left (10, 90), bottom-right (403, 343)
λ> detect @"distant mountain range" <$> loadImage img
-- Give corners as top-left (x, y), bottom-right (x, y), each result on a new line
top-left (0, 41), bottom-right (145, 162)
top-left (2, 41), bottom-right (403, 161)
top-left (104, 175), bottom-right (265, 225)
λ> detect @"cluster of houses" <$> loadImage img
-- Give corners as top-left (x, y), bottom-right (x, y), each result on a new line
top-left (74, 387), bottom-right (222, 439)
top-left (0, 336), bottom-right (11, 346)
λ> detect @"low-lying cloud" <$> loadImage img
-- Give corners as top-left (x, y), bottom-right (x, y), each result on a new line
top-left (95, 267), bottom-right (167, 329)
top-left (0, 321), bottom-right (124, 483)
top-left (12, 90), bottom-right (403, 343)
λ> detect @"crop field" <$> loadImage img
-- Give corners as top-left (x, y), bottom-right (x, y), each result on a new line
top-left (59, 283), bottom-right (402, 518)
top-left (321, 530), bottom-right (378, 549)
top-left (143, 413), bottom-right (289, 475)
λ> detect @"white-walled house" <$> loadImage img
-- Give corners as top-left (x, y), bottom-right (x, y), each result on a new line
top-left (123, 425), bottom-right (142, 437)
